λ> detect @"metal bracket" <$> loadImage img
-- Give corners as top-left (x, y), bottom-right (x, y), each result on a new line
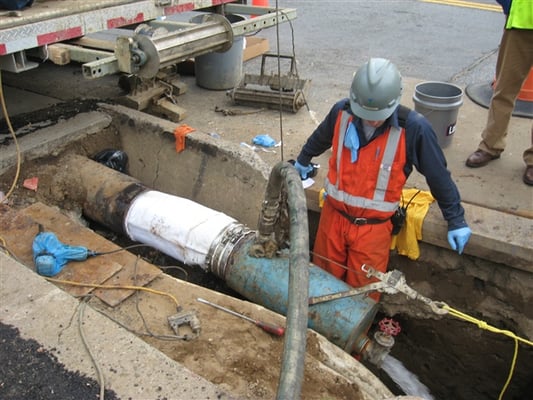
top-left (227, 53), bottom-right (311, 113)
top-left (0, 51), bottom-right (38, 73)
top-left (167, 310), bottom-right (201, 341)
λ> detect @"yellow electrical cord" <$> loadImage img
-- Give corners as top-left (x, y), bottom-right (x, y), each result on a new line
top-left (44, 277), bottom-right (180, 309)
top-left (442, 304), bottom-right (532, 400)
top-left (0, 69), bottom-right (22, 200)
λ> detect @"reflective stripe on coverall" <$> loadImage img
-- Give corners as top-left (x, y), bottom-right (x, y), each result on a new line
top-left (313, 110), bottom-right (407, 301)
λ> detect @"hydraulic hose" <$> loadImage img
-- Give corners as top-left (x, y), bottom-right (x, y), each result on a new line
top-left (255, 161), bottom-right (310, 400)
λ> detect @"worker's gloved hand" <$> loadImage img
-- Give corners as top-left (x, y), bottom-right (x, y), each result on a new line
top-left (447, 226), bottom-right (472, 255)
top-left (294, 160), bottom-right (314, 180)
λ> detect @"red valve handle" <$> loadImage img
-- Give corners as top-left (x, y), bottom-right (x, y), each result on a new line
top-left (378, 318), bottom-right (401, 336)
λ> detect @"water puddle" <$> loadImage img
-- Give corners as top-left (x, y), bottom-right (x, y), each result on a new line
top-left (381, 354), bottom-right (434, 400)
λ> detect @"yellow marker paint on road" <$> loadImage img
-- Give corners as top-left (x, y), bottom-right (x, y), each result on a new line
top-left (421, 0), bottom-right (502, 12)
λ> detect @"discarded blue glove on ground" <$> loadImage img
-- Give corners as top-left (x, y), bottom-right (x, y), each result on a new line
top-left (294, 160), bottom-right (314, 180)
top-left (447, 226), bottom-right (472, 255)
top-left (252, 134), bottom-right (276, 147)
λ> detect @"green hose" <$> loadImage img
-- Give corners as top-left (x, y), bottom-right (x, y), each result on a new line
top-left (255, 161), bottom-right (310, 400)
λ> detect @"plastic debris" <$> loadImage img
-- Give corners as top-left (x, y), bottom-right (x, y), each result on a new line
top-left (252, 134), bottom-right (276, 148)
top-left (93, 149), bottom-right (129, 173)
top-left (240, 142), bottom-right (276, 153)
top-left (23, 177), bottom-right (38, 191)
top-left (173, 124), bottom-right (196, 152)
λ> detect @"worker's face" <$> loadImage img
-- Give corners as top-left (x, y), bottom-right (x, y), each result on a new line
top-left (362, 119), bottom-right (386, 128)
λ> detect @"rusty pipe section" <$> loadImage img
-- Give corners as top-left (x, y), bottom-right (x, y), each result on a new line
top-left (65, 154), bottom-right (148, 235)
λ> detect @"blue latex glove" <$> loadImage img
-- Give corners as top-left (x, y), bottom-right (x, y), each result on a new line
top-left (294, 160), bottom-right (314, 180)
top-left (252, 134), bottom-right (276, 147)
top-left (344, 122), bottom-right (359, 163)
top-left (447, 226), bottom-right (472, 255)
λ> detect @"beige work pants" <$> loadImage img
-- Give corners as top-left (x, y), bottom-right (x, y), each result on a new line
top-left (478, 26), bottom-right (533, 166)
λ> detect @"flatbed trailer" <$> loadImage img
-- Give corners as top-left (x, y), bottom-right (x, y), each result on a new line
top-left (0, 0), bottom-right (239, 56)
top-left (0, 0), bottom-right (296, 76)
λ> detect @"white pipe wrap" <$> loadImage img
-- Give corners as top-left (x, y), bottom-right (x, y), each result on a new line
top-left (124, 190), bottom-right (237, 268)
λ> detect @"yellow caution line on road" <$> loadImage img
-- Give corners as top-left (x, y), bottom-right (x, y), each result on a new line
top-left (421, 0), bottom-right (502, 12)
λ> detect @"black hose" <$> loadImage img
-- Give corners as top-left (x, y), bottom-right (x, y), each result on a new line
top-left (257, 161), bottom-right (310, 400)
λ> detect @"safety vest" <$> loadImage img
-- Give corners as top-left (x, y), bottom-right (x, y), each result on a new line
top-left (324, 110), bottom-right (407, 219)
top-left (506, 0), bottom-right (533, 29)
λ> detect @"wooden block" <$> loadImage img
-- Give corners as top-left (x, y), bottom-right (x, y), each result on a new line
top-left (116, 85), bottom-right (167, 110)
top-left (47, 44), bottom-right (71, 65)
top-left (243, 37), bottom-right (269, 62)
top-left (167, 78), bottom-right (188, 96)
top-left (150, 98), bottom-right (187, 122)
top-left (0, 204), bottom-right (39, 267)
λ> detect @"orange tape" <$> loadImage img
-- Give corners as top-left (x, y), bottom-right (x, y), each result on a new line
top-left (173, 124), bottom-right (196, 152)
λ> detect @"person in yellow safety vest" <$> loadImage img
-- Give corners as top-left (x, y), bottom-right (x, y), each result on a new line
top-left (294, 58), bottom-right (472, 302)
top-left (465, 0), bottom-right (533, 186)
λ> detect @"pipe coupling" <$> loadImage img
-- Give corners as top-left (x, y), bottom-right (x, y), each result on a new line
top-left (207, 222), bottom-right (254, 279)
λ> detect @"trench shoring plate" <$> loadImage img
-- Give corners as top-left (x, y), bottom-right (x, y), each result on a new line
top-left (0, 202), bottom-right (161, 307)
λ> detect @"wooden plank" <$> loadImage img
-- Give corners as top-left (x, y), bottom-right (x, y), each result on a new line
top-left (0, 204), bottom-right (39, 267)
top-left (0, 203), bottom-right (162, 307)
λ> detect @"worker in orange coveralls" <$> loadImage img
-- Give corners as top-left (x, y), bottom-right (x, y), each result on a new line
top-left (294, 58), bottom-right (472, 302)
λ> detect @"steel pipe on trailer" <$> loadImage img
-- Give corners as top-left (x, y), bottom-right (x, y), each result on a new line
top-left (115, 14), bottom-right (234, 78)
top-left (114, 5), bottom-right (297, 79)
top-left (82, 6), bottom-right (297, 78)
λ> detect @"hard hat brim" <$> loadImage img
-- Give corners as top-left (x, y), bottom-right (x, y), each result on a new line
top-left (349, 97), bottom-right (399, 121)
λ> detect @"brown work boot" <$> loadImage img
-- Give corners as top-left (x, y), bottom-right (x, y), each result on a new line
top-left (523, 166), bottom-right (533, 186)
top-left (465, 149), bottom-right (500, 168)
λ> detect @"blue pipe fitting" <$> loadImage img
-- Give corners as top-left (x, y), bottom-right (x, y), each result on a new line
top-left (222, 238), bottom-right (379, 355)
